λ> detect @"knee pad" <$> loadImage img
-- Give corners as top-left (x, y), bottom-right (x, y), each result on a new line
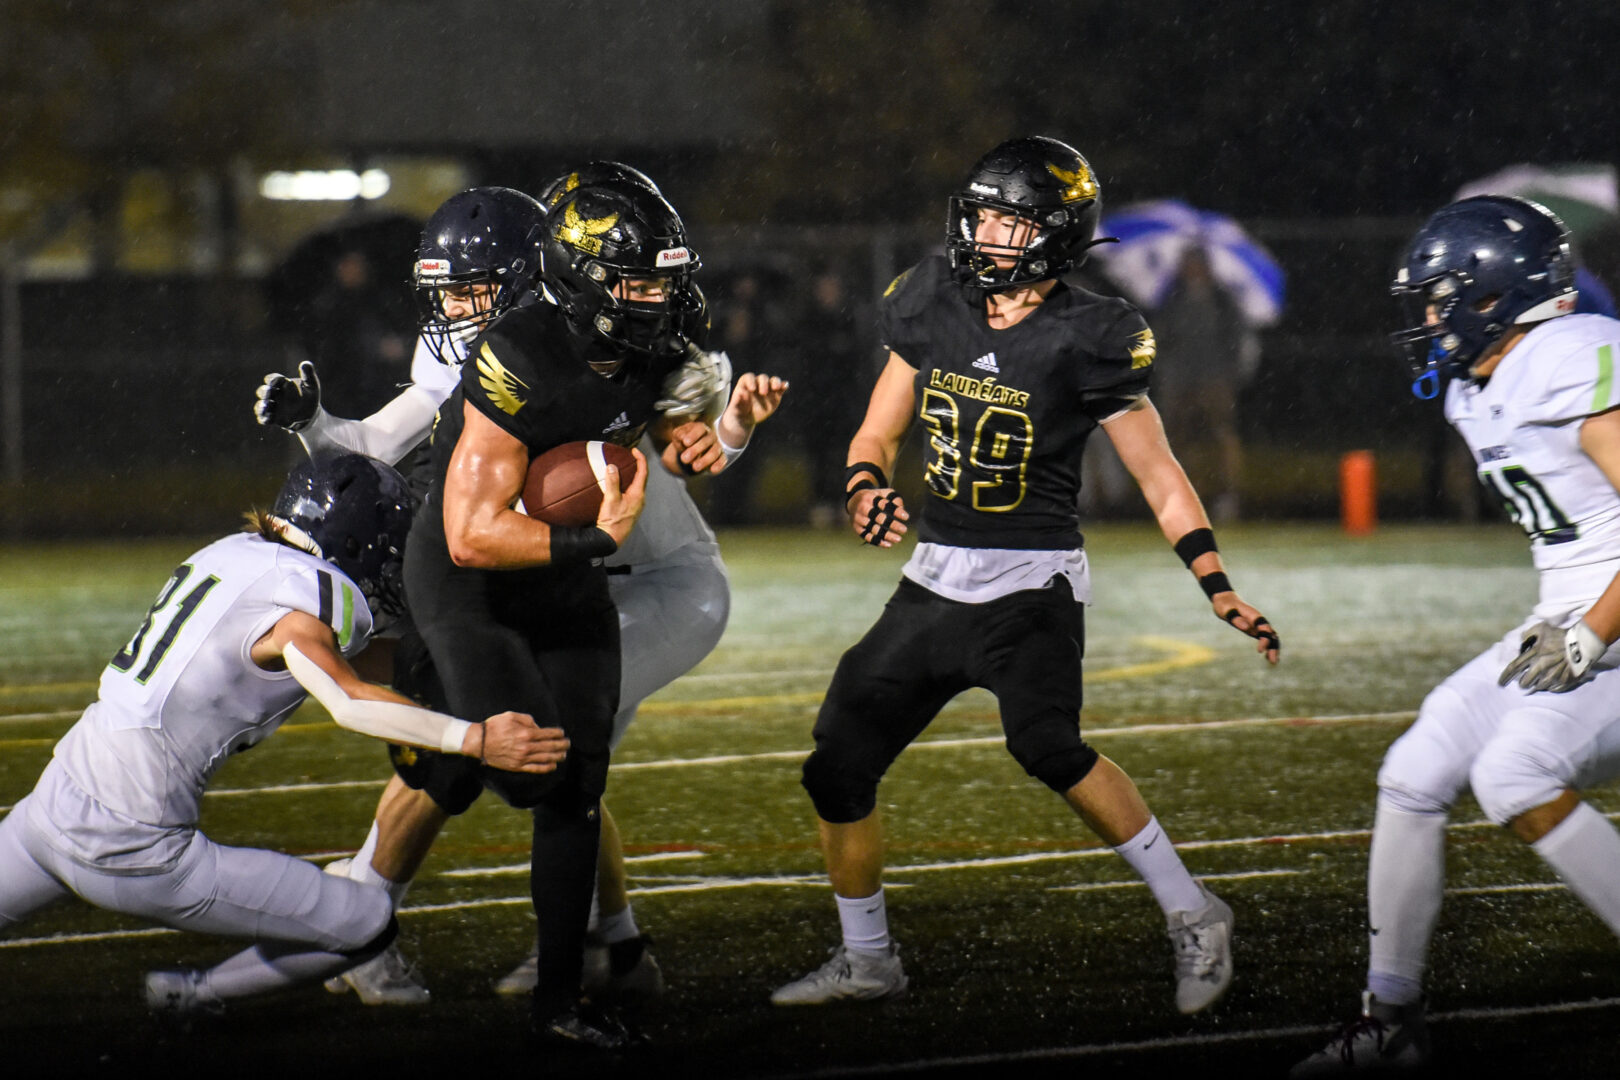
top-left (1004, 719), bottom-right (1099, 794)
top-left (342, 914), bottom-right (399, 960)
top-left (389, 745), bottom-right (483, 816)
top-left (801, 747), bottom-right (879, 825)
top-left (1471, 737), bottom-right (1568, 826)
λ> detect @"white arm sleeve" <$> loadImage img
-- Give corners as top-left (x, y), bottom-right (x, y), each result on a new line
top-left (296, 384), bottom-right (445, 466)
top-left (284, 642), bottom-right (473, 754)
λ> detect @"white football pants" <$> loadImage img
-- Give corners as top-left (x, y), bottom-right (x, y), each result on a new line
top-left (0, 763), bottom-right (390, 953)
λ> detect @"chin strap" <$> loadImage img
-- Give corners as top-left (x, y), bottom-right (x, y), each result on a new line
top-left (1411, 371), bottom-right (1442, 400)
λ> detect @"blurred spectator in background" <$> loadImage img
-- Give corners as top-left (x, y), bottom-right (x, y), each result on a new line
top-left (304, 248), bottom-right (415, 418)
top-left (1090, 200), bottom-right (1285, 524)
top-left (1147, 247), bottom-right (1258, 523)
top-left (791, 266), bottom-right (871, 527)
top-left (705, 269), bottom-right (800, 525)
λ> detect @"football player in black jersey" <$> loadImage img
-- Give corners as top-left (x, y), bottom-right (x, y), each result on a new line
top-left (398, 177), bottom-right (728, 1048)
top-left (772, 137), bottom-right (1280, 1015)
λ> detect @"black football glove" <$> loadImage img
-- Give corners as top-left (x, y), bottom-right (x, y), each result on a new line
top-left (254, 360), bottom-right (321, 431)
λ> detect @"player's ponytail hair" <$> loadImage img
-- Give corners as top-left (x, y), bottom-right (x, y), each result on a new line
top-left (242, 509), bottom-right (323, 560)
top-left (244, 508), bottom-right (282, 541)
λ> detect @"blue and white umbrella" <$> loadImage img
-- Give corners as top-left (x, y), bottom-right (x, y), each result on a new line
top-left (1091, 200), bottom-right (1286, 327)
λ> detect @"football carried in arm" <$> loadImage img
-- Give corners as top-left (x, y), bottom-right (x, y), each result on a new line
top-left (519, 441), bottom-right (641, 528)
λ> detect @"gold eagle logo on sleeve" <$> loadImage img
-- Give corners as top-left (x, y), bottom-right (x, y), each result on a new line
top-left (1046, 161), bottom-right (1099, 203)
top-left (1128, 328), bottom-right (1157, 369)
top-left (476, 342), bottom-right (530, 415)
top-left (555, 202), bottom-right (620, 256)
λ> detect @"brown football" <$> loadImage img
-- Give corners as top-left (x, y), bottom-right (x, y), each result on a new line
top-left (519, 441), bottom-right (640, 528)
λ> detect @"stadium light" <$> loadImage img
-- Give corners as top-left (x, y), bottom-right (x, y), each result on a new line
top-left (259, 169), bottom-right (391, 201)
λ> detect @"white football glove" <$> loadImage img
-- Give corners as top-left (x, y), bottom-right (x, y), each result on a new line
top-left (254, 360), bottom-right (322, 431)
top-left (1498, 619), bottom-right (1605, 694)
top-left (655, 347), bottom-right (732, 422)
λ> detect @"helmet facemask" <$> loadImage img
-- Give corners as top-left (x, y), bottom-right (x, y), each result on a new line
top-left (414, 262), bottom-right (520, 365)
top-left (542, 182), bottom-right (700, 374)
top-left (945, 137), bottom-right (1106, 292)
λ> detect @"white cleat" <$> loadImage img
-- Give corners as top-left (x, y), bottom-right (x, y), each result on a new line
top-left (1167, 882), bottom-right (1234, 1015)
top-left (1291, 992), bottom-right (1430, 1075)
top-left (145, 969), bottom-right (224, 1018)
top-left (324, 943), bottom-right (430, 1006)
top-left (493, 945), bottom-right (539, 996)
top-left (770, 943), bottom-right (908, 1006)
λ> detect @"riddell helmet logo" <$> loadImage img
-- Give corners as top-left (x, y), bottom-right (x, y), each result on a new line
top-left (657, 247), bottom-right (691, 268)
top-left (969, 182), bottom-right (1000, 198)
top-left (415, 258), bottom-right (450, 280)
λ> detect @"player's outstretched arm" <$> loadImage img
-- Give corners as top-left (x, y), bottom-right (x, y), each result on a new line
top-left (844, 352), bottom-right (917, 548)
top-left (1104, 398), bottom-right (1279, 664)
top-left (258, 610), bottom-right (568, 771)
top-left (253, 360), bottom-right (443, 465)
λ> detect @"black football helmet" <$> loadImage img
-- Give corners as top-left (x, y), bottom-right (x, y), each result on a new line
top-left (537, 160), bottom-right (661, 212)
top-left (414, 186), bottom-right (547, 364)
top-left (271, 454), bottom-right (416, 627)
top-left (1391, 195), bottom-right (1577, 398)
top-left (542, 180), bottom-right (701, 373)
top-left (537, 164), bottom-right (706, 348)
top-left (946, 136), bottom-right (1109, 290)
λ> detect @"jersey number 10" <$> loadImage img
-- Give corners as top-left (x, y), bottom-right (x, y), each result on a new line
top-left (1480, 465), bottom-right (1578, 545)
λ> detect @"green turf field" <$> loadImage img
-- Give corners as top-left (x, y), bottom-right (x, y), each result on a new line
top-left (2, 523), bottom-right (1617, 1078)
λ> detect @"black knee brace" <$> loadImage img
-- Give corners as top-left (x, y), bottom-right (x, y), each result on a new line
top-left (389, 744), bottom-right (484, 815)
top-left (800, 747), bottom-right (881, 825)
top-left (1005, 721), bottom-right (1100, 794)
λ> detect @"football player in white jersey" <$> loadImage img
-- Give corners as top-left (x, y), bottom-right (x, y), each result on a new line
top-left (1295, 196), bottom-right (1620, 1074)
top-left (0, 455), bottom-right (568, 1016)
top-left (254, 177), bottom-right (787, 1006)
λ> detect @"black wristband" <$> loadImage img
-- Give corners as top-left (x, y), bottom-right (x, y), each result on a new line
top-left (549, 525), bottom-right (618, 564)
top-left (844, 461), bottom-right (889, 492)
top-left (1199, 571), bottom-right (1233, 599)
top-left (844, 479), bottom-right (878, 514)
top-left (1174, 527), bottom-right (1218, 568)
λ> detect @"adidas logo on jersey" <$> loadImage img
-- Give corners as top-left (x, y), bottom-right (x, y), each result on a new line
top-left (604, 412), bottom-right (631, 433)
top-left (971, 352), bottom-right (1000, 373)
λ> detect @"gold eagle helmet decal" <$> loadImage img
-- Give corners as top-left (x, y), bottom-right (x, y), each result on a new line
top-left (555, 200), bottom-right (620, 256)
top-left (1129, 328), bottom-right (1157, 370)
top-left (547, 172), bottom-right (582, 209)
top-left (477, 342), bottom-right (530, 415)
top-left (1046, 159), bottom-right (1099, 203)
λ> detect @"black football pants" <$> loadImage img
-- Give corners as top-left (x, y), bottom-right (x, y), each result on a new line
top-left (404, 520), bottom-right (619, 1016)
top-left (803, 575), bottom-right (1099, 823)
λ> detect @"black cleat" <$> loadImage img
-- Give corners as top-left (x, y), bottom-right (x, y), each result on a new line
top-left (533, 999), bottom-right (646, 1052)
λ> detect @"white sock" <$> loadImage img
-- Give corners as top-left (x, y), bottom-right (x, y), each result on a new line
top-left (595, 904), bottom-right (639, 945)
top-left (1366, 795), bottom-right (1448, 1005)
top-left (345, 822), bottom-right (410, 910)
top-left (201, 942), bottom-right (353, 1001)
top-left (1112, 816), bottom-right (1204, 915)
top-left (836, 889), bottom-right (891, 955)
top-left (1533, 800), bottom-right (1620, 940)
